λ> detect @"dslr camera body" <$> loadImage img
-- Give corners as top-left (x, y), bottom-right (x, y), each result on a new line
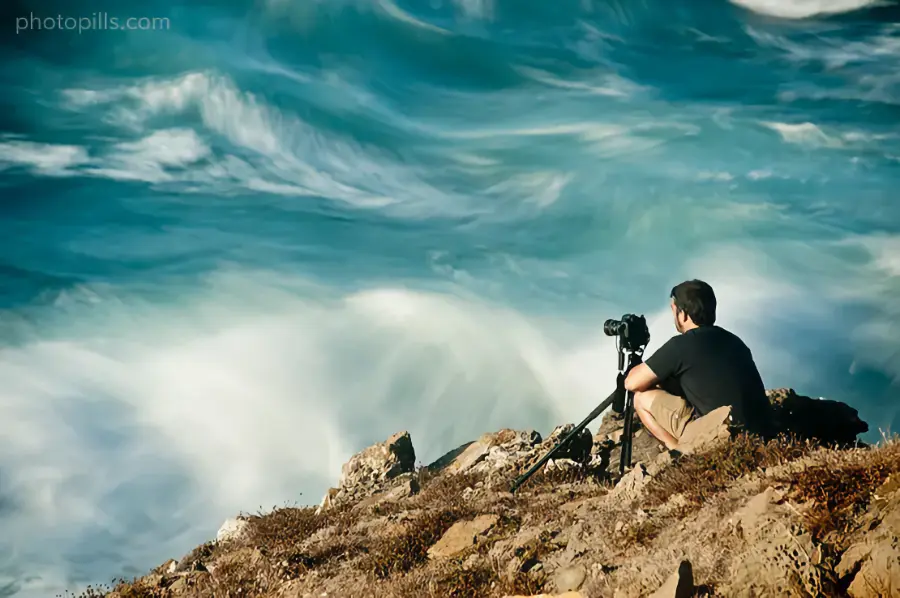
top-left (603, 313), bottom-right (650, 353)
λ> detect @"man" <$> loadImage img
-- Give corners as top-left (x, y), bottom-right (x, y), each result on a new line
top-left (623, 279), bottom-right (773, 450)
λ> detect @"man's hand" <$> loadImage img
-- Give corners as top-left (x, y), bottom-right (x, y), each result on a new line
top-left (623, 363), bottom-right (659, 393)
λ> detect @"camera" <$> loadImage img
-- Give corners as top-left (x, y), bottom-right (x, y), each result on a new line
top-left (603, 313), bottom-right (650, 352)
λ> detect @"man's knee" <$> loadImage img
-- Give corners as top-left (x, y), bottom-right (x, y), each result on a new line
top-left (633, 389), bottom-right (654, 412)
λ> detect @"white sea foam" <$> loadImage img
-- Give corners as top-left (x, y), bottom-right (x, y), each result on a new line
top-left (730, 0), bottom-right (881, 19)
top-left (4, 243), bottom-right (899, 597)
top-left (515, 65), bottom-right (647, 98)
top-left (0, 140), bottom-right (89, 176)
top-left (85, 129), bottom-right (211, 183)
top-left (761, 121), bottom-right (844, 148)
top-left (58, 72), bottom-right (469, 216)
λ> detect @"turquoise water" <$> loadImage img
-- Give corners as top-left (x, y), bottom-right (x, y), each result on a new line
top-left (1, 0), bottom-right (899, 595)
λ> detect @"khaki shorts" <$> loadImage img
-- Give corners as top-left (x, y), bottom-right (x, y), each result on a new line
top-left (647, 391), bottom-right (695, 440)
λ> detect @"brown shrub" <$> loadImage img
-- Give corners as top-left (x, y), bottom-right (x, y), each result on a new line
top-left (621, 518), bottom-right (665, 546)
top-left (645, 433), bottom-right (814, 508)
top-left (515, 462), bottom-right (611, 492)
top-left (414, 471), bottom-right (485, 508)
top-left (174, 542), bottom-right (219, 573)
top-left (246, 506), bottom-right (328, 551)
top-left (358, 506), bottom-right (475, 579)
top-left (189, 557), bottom-right (277, 597)
top-left (434, 564), bottom-right (495, 597)
top-left (66, 577), bottom-right (173, 598)
top-left (790, 440), bottom-right (900, 543)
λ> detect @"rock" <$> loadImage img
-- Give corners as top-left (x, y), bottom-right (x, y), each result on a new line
top-left (318, 431), bottom-right (417, 511)
top-left (722, 487), bottom-right (834, 597)
top-left (316, 487), bottom-right (339, 515)
top-left (610, 463), bottom-right (650, 501)
top-left (427, 514), bottom-right (499, 558)
top-left (153, 559), bottom-right (177, 575)
top-left (677, 406), bottom-right (732, 455)
top-left (836, 543), bottom-right (873, 580)
top-left (448, 440), bottom-right (492, 474)
top-left (838, 478), bottom-right (900, 596)
top-left (448, 429), bottom-right (543, 475)
top-left (338, 431), bottom-right (416, 488)
top-left (648, 560), bottom-right (694, 598)
top-left (766, 388), bottom-right (868, 444)
top-left (545, 458), bottom-right (582, 473)
top-left (646, 450), bottom-right (674, 477)
top-left (596, 424), bottom-right (665, 476)
top-left (216, 517), bottom-right (249, 543)
top-left (847, 539), bottom-right (900, 598)
top-left (350, 474), bottom-right (421, 513)
top-left (168, 577), bottom-right (187, 593)
top-left (554, 565), bottom-right (587, 592)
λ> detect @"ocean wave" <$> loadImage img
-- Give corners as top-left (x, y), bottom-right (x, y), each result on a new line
top-left (58, 72), bottom-right (475, 215)
top-left (0, 140), bottom-right (89, 176)
top-left (730, 0), bottom-right (883, 19)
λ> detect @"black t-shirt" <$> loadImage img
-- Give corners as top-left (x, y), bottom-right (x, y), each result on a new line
top-left (644, 325), bottom-right (772, 435)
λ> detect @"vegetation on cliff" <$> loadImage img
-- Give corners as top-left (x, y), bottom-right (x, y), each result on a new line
top-left (66, 389), bottom-right (897, 598)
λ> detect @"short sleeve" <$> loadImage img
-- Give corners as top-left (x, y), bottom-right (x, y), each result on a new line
top-left (645, 335), bottom-right (684, 382)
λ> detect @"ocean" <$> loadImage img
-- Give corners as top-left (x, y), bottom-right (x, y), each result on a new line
top-left (1, 0), bottom-right (898, 595)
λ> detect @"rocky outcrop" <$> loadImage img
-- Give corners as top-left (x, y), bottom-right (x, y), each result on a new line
top-left (767, 388), bottom-right (868, 445)
top-left (215, 517), bottom-right (249, 543)
top-left (722, 486), bottom-right (837, 597)
top-left (677, 405), bottom-right (732, 455)
top-left (94, 387), bottom-right (889, 598)
top-left (317, 431), bottom-right (417, 512)
top-left (442, 428), bottom-right (543, 476)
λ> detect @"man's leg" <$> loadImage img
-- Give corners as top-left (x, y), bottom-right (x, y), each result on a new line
top-left (633, 389), bottom-right (694, 451)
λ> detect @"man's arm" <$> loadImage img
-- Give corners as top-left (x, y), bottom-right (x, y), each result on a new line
top-left (626, 335), bottom-right (683, 392)
top-left (624, 363), bottom-right (659, 392)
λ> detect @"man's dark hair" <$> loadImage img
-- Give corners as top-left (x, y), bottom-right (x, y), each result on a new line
top-left (670, 279), bottom-right (716, 326)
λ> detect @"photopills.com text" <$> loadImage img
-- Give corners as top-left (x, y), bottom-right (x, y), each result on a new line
top-left (16, 13), bottom-right (171, 34)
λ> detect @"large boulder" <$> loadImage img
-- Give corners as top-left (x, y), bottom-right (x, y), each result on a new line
top-left (441, 428), bottom-right (543, 476)
top-left (766, 388), bottom-right (868, 444)
top-left (338, 430), bottom-right (416, 487)
top-left (318, 431), bottom-right (417, 512)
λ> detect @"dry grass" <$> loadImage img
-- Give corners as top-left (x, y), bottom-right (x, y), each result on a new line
top-left (70, 434), bottom-right (900, 598)
top-left (644, 433), bottom-right (814, 509)
top-left (358, 507), bottom-right (475, 579)
top-left (63, 577), bottom-right (174, 598)
top-left (788, 439), bottom-right (900, 544)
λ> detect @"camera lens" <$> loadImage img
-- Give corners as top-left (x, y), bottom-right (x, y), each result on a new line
top-left (603, 319), bottom-right (623, 336)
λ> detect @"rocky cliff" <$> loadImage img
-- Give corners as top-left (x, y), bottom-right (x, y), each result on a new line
top-left (76, 389), bottom-right (899, 598)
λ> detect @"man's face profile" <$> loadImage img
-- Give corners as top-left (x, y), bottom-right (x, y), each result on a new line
top-left (671, 298), bottom-right (685, 333)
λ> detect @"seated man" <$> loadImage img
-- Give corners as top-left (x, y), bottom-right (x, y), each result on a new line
top-left (624, 279), bottom-right (773, 450)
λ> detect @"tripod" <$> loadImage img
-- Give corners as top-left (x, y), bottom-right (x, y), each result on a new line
top-left (510, 343), bottom-right (645, 493)
top-left (613, 348), bottom-right (644, 474)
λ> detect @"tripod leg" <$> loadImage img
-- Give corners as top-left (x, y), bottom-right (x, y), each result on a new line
top-left (619, 390), bottom-right (634, 474)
